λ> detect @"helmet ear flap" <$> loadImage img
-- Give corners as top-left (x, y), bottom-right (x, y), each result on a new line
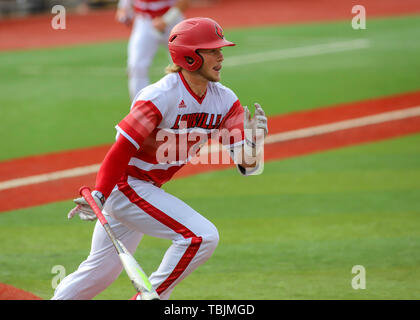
top-left (185, 56), bottom-right (195, 64)
top-left (191, 50), bottom-right (204, 70)
top-left (182, 51), bottom-right (203, 71)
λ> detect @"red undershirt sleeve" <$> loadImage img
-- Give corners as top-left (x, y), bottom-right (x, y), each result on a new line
top-left (94, 134), bottom-right (137, 199)
top-left (95, 99), bottom-right (163, 199)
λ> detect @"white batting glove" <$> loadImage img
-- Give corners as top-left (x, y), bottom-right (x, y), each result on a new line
top-left (67, 190), bottom-right (105, 221)
top-left (243, 103), bottom-right (268, 151)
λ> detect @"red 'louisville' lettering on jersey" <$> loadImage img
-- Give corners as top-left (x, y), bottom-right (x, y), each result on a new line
top-left (170, 113), bottom-right (223, 130)
top-left (116, 72), bottom-right (244, 187)
top-left (133, 0), bottom-right (176, 18)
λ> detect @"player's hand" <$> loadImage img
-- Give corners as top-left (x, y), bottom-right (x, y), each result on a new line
top-left (243, 103), bottom-right (268, 148)
top-left (67, 191), bottom-right (105, 221)
top-left (116, 7), bottom-right (133, 26)
top-left (152, 16), bottom-right (167, 33)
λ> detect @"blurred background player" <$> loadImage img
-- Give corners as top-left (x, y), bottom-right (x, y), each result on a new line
top-left (52, 17), bottom-right (268, 300)
top-left (116, 0), bottom-right (192, 101)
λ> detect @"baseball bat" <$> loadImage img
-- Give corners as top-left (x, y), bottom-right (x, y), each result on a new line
top-left (79, 186), bottom-right (160, 300)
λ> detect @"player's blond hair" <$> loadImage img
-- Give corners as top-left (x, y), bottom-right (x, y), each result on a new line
top-left (165, 64), bottom-right (182, 74)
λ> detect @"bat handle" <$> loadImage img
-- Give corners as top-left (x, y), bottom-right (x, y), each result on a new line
top-left (79, 186), bottom-right (108, 226)
top-left (79, 186), bottom-right (159, 299)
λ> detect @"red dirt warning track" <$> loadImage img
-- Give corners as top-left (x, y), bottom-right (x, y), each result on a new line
top-left (1, 0), bottom-right (420, 51)
top-left (0, 283), bottom-right (42, 300)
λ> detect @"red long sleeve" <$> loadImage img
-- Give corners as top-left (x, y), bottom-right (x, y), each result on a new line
top-left (94, 134), bottom-right (137, 199)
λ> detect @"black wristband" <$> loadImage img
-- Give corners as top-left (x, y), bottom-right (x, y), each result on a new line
top-left (245, 138), bottom-right (256, 149)
top-left (92, 190), bottom-right (106, 206)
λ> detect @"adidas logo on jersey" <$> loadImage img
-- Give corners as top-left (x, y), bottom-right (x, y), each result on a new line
top-left (178, 100), bottom-right (187, 108)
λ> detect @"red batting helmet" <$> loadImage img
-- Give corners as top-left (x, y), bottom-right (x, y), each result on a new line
top-left (168, 17), bottom-right (235, 72)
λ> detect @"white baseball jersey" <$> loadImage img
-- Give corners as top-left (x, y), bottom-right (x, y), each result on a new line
top-left (116, 71), bottom-right (245, 187)
top-left (133, 0), bottom-right (176, 18)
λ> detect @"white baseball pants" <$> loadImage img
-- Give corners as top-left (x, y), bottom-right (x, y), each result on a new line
top-left (128, 14), bottom-right (183, 101)
top-left (52, 176), bottom-right (219, 300)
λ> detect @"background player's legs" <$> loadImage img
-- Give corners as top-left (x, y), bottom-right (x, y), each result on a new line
top-left (127, 17), bottom-right (161, 101)
top-left (109, 178), bottom-right (219, 300)
top-left (128, 14), bottom-right (185, 101)
top-left (51, 216), bottom-right (143, 300)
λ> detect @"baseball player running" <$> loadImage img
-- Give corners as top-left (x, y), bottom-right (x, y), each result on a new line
top-left (52, 17), bottom-right (268, 300)
top-left (116, 0), bottom-right (191, 101)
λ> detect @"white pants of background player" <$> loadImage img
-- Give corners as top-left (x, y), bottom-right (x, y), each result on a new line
top-left (128, 14), bottom-right (183, 101)
top-left (52, 177), bottom-right (219, 300)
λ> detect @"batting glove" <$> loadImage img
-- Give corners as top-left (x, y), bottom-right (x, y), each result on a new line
top-left (67, 190), bottom-right (106, 221)
top-left (243, 103), bottom-right (268, 151)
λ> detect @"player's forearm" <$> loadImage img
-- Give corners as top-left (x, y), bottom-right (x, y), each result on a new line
top-left (236, 152), bottom-right (262, 176)
top-left (95, 135), bottom-right (137, 199)
top-left (237, 144), bottom-right (260, 168)
top-left (231, 137), bottom-right (265, 176)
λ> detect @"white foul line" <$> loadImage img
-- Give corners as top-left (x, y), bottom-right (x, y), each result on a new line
top-left (0, 164), bottom-right (100, 191)
top-left (264, 106), bottom-right (420, 144)
top-left (1, 106), bottom-right (419, 191)
top-left (223, 39), bottom-right (371, 67)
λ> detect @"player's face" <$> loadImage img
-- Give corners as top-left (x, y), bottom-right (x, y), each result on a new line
top-left (197, 48), bottom-right (224, 82)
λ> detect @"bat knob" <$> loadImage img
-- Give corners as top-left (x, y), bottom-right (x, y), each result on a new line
top-left (79, 185), bottom-right (91, 196)
top-left (139, 291), bottom-right (160, 300)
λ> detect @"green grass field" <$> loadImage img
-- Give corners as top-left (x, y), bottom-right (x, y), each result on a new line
top-left (1, 15), bottom-right (420, 300)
